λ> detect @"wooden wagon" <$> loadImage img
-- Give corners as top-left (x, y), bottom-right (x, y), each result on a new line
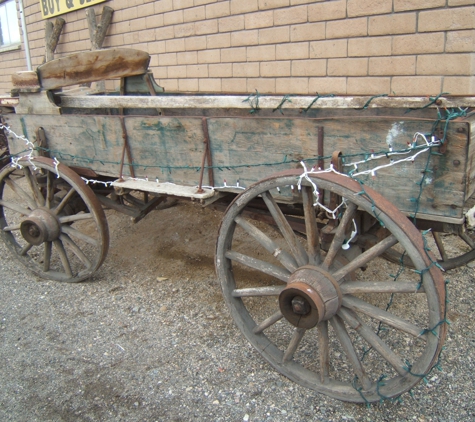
top-left (1, 48), bottom-right (475, 403)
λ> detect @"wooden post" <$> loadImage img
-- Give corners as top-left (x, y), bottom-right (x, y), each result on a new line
top-left (44, 18), bottom-right (65, 62)
top-left (85, 6), bottom-right (114, 91)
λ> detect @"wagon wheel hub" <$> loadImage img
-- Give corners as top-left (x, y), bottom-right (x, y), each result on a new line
top-left (20, 207), bottom-right (61, 246)
top-left (279, 266), bottom-right (342, 329)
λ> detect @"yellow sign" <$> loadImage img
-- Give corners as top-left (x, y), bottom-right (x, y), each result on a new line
top-left (40, 0), bottom-right (108, 19)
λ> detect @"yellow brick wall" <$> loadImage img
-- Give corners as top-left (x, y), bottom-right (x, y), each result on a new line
top-left (1, 0), bottom-right (474, 96)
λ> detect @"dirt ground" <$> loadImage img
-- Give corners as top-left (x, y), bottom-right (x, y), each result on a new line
top-left (1, 200), bottom-right (475, 421)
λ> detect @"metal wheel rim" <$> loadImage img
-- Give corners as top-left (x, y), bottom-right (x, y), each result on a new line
top-left (216, 170), bottom-right (446, 403)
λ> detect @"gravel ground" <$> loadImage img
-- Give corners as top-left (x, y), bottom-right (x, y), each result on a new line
top-left (1, 201), bottom-right (475, 421)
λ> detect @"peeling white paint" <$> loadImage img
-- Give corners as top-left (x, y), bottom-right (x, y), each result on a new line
top-left (386, 122), bottom-right (405, 147)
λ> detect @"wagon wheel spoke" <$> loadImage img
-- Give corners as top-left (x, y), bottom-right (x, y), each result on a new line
top-left (330, 315), bottom-right (372, 391)
top-left (340, 281), bottom-right (424, 295)
top-left (262, 191), bottom-right (308, 267)
top-left (283, 327), bottom-right (306, 363)
top-left (232, 286), bottom-right (285, 297)
top-left (53, 239), bottom-right (73, 277)
top-left (53, 187), bottom-right (77, 215)
top-left (0, 157), bottom-right (109, 282)
top-left (342, 295), bottom-right (427, 339)
top-left (338, 308), bottom-right (407, 376)
top-left (216, 171), bottom-right (445, 403)
top-left (332, 235), bottom-right (398, 282)
top-left (225, 250), bottom-right (290, 283)
top-left (317, 321), bottom-right (330, 383)
top-left (4, 177), bottom-right (37, 210)
top-left (44, 241), bottom-right (52, 272)
top-left (323, 202), bottom-right (357, 270)
top-left (253, 311), bottom-right (284, 334)
top-left (60, 233), bottom-right (92, 269)
top-left (23, 166), bottom-right (44, 207)
top-left (61, 225), bottom-right (99, 247)
top-left (459, 230), bottom-right (475, 249)
top-left (235, 215), bottom-right (298, 272)
top-left (302, 186), bottom-right (320, 265)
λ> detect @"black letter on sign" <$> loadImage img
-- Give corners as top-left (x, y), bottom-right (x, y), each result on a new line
top-left (47, 0), bottom-right (55, 14)
top-left (41, 0), bottom-right (49, 16)
top-left (66, 0), bottom-right (74, 8)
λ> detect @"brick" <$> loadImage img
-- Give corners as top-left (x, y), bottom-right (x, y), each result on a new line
top-left (219, 15), bottom-right (245, 32)
top-left (259, 27), bottom-right (290, 45)
top-left (166, 38), bottom-right (186, 52)
top-left (446, 30), bottom-right (475, 53)
top-left (391, 76), bottom-right (442, 95)
top-left (199, 78), bottom-right (222, 92)
top-left (198, 49), bottom-right (221, 63)
top-left (394, 0), bottom-right (445, 12)
top-left (185, 36), bottom-right (207, 51)
top-left (308, 0), bottom-right (346, 22)
top-left (310, 39), bottom-right (347, 58)
top-left (146, 14), bottom-right (164, 29)
top-left (195, 20), bottom-right (218, 35)
top-left (291, 59), bottom-right (326, 76)
top-left (369, 13), bottom-right (416, 36)
top-left (168, 65), bottom-right (187, 78)
top-left (419, 7), bottom-right (475, 32)
top-left (392, 33), bottom-right (445, 55)
top-left (159, 52), bottom-right (178, 66)
top-left (173, 0), bottom-right (194, 9)
top-left (443, 77), bottom-right (475, 95)
top-left (369, 56), bottom-right (416, 75)
top-left (326, 17), bottom-right (367, 39)
top-left (417, 54), bottom-right (474, 76)
top-left (347, 77), bottom-right (390, 95)
top-left (184, 6), bottom-right (206, 22)
top-left (164, 10), bottom-right (184, 25)
top-left (148, 41), bottom-right (167, 55)
top-left (247, 45), bottom-right (276, 62)
top-left (137, 3), bottom-right (155, 18)
top-left (174, 23), bottom-right (195, 38)
top-left (245, 11), bottom-right (274, 29)
top-left (276, 42), bottom-right (309, 60)
top-left (151, 64), bottom-right (168, 79)
top-left (231, 30), bottom-right (259, 46)
top-left (261, 61), bottom-right (291, 77)
top-left (259, 0), bottom-right (290, 10)
top-left (246, 78), bottom-right (276, 93)
top-left (223, 77), bottom-right (247, 92)
top-left (309, 77), bottom-right (347, 94)
top-left (328, 58), bottom-right (368, 76)
top-left (348, 37), bottom-right (392, 57)
top-left (209, 63), bottom-right (233, 77)
top-left (158, 78), bottom-right (178, 91)
top-left (206, 2), bottom-right (230, 19)
top-left (179, 78), bottom-right (199, 91)
top-left (233, 62), bottom-right (260, 77)
top-left (177, 51), bottom-right (198, 65)
top-left (449, 0), bottom-right (475, 4)
top-left (156, 26), bottom-right (175, 41)
top-left (221, 47), bottom-right (247, 62)
top-left (230, 0), bottom-right (258, 14)
top-left (291, 23), bottom-right (325, 42)
top-left (194, 0), bottom-right (217, 6)
top-left (274, 5), bottom-right (308, 26)
top-left (291, 0), bottom-right (319, 4)
top-left (276, 77), bottom-right (309, 94)
top-left (347, 0), bottom-right (392, 17)
top-left (187, 64), bottom-right (209, 77)
top-left (207, 33), bottom-right (231, 49)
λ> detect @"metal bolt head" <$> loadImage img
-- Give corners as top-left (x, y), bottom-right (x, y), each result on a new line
top-left (291, 296), bottom-right (310, 315)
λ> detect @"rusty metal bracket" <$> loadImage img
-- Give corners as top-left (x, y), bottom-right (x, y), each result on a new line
top-left (35, 127), bottom-right (50, 158)
top-left (197, 118), bottom-right (214, 193)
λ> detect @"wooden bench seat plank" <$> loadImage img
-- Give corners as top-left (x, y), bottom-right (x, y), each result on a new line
top-left (37, 48), bottom-right (151, 90)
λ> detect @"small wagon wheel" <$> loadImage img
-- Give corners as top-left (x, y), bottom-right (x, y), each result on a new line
top-left (216, 170), bottom-right (446, 403)
top-left (0, 157), bottom-right (109, 282)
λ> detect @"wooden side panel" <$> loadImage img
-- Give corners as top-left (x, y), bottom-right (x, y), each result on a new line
top-left (37, 49), bottom-right (150, 90)
top-left (3, 113), bottom-right (470, 221)
top-left (464, 115), bottom-right (475, 203)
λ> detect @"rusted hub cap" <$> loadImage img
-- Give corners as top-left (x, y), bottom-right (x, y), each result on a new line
top-left (279, 266), bottom-right (342, 329)
top-left (20, 208), bottom-right (61, 246)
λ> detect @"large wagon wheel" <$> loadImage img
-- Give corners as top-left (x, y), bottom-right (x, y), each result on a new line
top-left (0, 157), bottom-right (109, 282)
top-left (216, 170), bottom-right (446, 403)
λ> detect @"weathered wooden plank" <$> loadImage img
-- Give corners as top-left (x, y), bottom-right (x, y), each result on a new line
top-left (464, 115), bottom-right (475, 201)
top-left (60, 94), bottom-right (475, 110)
top-left (37, 49), bottom-right (150, 90)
